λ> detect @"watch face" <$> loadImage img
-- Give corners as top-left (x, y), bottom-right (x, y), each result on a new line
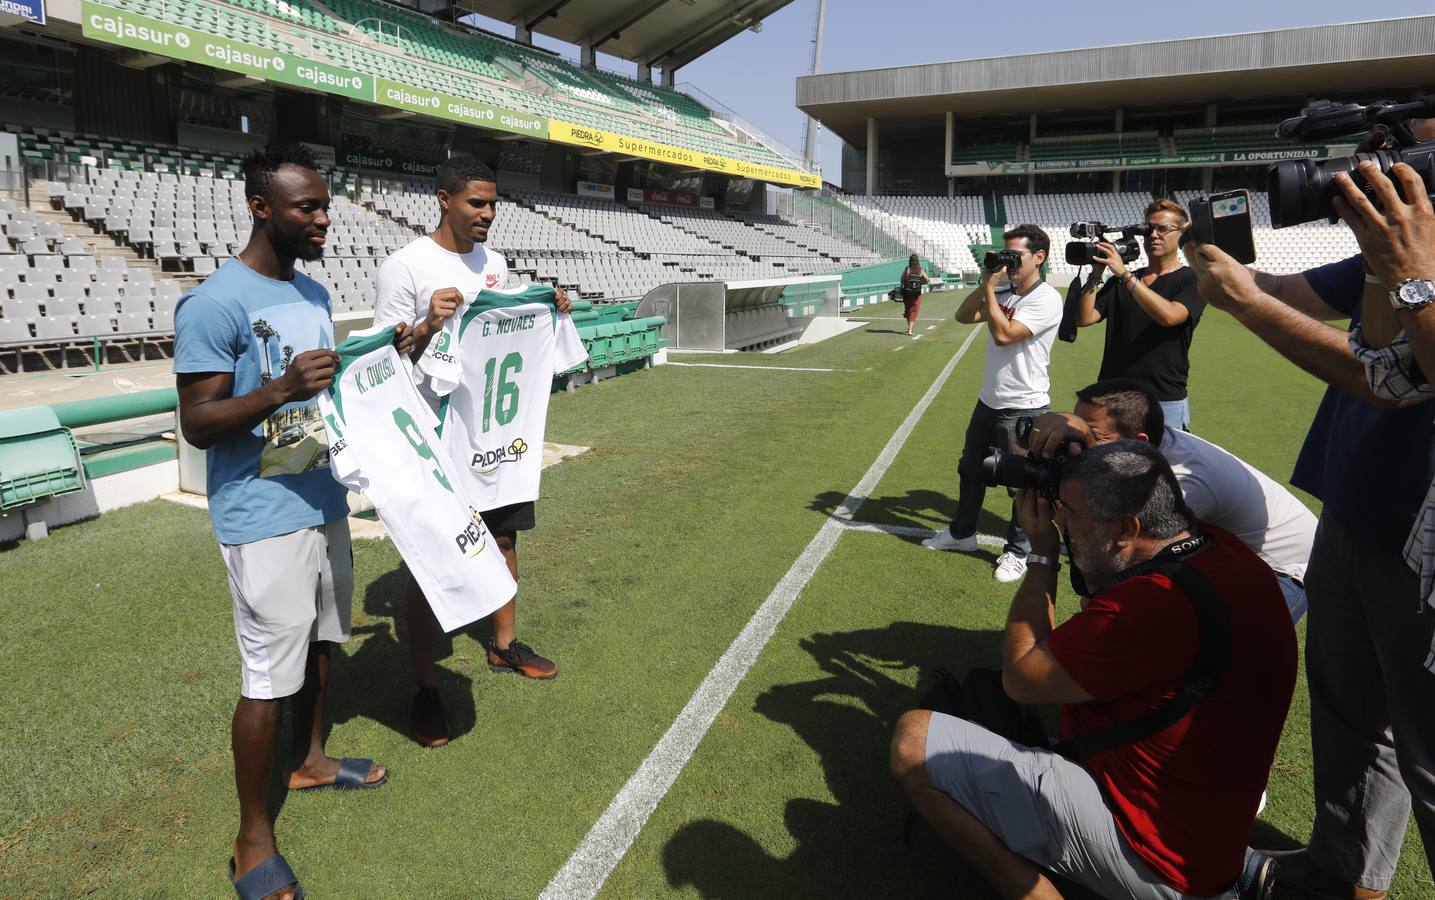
top-left (1400, 280), bottom-right (1435, 305)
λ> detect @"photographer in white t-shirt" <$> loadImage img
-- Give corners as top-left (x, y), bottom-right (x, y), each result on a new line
top-left (923, 225), bottom-right (1063, 584)
top-left (1027, 378), bottom-right (1316, 621)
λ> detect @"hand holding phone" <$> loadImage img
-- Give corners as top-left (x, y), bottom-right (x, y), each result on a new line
top-left (1183, 190), bottom-right (1257, 265)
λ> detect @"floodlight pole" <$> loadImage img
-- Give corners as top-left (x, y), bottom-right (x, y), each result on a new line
top-left (801, 0), bottom-right (827, 169)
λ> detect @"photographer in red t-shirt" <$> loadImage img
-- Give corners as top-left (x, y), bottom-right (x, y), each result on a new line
top-left (892, 440), bottom-right (1296, 899)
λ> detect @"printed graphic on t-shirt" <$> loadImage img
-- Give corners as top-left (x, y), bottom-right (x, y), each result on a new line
top-left (249, 304), bottom-right (330, 477)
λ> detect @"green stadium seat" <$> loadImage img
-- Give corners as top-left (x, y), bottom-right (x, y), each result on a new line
top-left (0, 406), bottom-right (86, 511)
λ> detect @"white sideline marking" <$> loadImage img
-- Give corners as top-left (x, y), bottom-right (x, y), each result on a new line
top-left (666, 362), bottom-right (839, 372)
top-left (539, 324), bottom-right (984, 900)
top-left (841, 521), bottom-right (1006, 547)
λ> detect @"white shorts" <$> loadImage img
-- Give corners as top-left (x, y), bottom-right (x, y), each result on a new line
top-left (220, 519), bottom-right (353, 700)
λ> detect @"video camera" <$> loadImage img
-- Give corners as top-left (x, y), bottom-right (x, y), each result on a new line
top-left (1064, 222), bottom-right (1151, 267)
top-left (1268, 95), bottom-right (1435, 228)
top-left (979, 416), bottom-right (1067, 501)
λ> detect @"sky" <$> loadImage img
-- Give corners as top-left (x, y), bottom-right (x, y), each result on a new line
top-left (466, 0), bottom-right (1435, 188)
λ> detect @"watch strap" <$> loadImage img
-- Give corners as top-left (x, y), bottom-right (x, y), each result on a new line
top-left (1027, 553), bottom-right (1060, 569)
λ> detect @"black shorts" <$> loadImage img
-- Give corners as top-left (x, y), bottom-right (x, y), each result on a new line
top-left (480, 501), bottom-right (536, 534)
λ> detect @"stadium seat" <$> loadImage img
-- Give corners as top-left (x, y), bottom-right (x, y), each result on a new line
top-left (0, 318), bottom-right (31, 343)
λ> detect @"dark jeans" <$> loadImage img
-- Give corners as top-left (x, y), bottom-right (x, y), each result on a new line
top-left (947, 399), bottom-right (1049, 556)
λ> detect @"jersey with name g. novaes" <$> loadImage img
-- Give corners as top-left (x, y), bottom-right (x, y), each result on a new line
top-left (417, 284), bottom-right (588, 512)
top-left (319, 326), bottom-right (517, 632)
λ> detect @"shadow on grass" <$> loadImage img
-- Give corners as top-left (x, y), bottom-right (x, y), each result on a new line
top-left (808, 488), bottom-right (1016, 563)
top-left (663, 622), bottom-right (1018, 898)
top-left (662, 622), bottom-right (1296, 898)
top-left (321, 566), bottom-right (478, 745)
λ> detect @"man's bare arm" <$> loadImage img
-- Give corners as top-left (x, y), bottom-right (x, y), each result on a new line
top-left (178, 349), bottom-right (337, 449)
top-left (1189, 245), bottom-right (1410, 408)
top-left (1251, 270), bottom-right (1347, 322)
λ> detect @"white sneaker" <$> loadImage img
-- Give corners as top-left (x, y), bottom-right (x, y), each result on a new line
top-left (921, 531), bottom-right (979, 552)
top-left (993, 552), bottom-right (1028, 582)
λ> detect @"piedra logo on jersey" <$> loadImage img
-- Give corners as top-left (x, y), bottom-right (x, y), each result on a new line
top-left (453, 506), bottom-right (488, 558)
top-left (430, 329), bottom-right (456, 365)
top-left (470, 437), bottom-right (529, 474)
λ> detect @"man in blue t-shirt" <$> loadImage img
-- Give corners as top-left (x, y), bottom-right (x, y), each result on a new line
top-left (1186, 182), bottom-right (1435, 898)
top-left (175, 145), bottom-right (410, 899)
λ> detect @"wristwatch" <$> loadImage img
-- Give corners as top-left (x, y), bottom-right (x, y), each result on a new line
top-left (1390, 278), bottom-right (1435, 311)
top-left (1027, 553), bottom-right (1060, 571)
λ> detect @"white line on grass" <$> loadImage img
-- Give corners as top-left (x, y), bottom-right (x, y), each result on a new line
top-left (840, 521), bottom-right (1006, 547)
top-left (666, 362), bottom-right (841, 372)
top-left (539, 324), bottom-right (984, 900)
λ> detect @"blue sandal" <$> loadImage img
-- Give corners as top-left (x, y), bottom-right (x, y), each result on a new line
top-left (295, 756), bottom-right (387, 792)
top-left (230, 853), bottom-right (304, 900)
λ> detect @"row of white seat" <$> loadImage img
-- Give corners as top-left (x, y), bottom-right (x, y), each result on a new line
top-left (0, 311), bottom-right (175, 344)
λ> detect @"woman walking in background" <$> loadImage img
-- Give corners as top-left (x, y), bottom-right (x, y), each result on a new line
top-left (900, 254), bottom-right (928, 336)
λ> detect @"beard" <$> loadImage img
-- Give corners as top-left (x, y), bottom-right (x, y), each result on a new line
top-left (1066, 531), bottom-right (1135, 596)
top-left (269, 222), bottom-right (325, 263)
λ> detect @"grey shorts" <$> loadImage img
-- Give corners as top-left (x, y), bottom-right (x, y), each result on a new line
top-left (923, 712), bottom-right (1232, 900)
top-left (220, 518), bottom-right (354, 700)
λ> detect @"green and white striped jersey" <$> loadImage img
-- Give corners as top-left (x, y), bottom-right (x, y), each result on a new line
top-left (416, 284), bottom-right (588, 512)
top-left (320, 326), bottom-right (516, 632)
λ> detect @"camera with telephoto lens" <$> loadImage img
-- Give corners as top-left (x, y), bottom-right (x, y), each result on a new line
top-left (1064, 222), bottom-right (1151, 267)
top-left (1268, 96), bottom-right (1435, 228)
top-left (983, 249), bottom-right (1023, 272)
top-left (980, 416), bottom-right (1067, 501)
top-left (982, 448), bottom-right (1067, 501)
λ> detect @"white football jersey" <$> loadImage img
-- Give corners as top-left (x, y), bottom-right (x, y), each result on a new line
top-left (320, 326), bottom-right (517, 632)
top-left (417, 284), bottom-right (588, 512)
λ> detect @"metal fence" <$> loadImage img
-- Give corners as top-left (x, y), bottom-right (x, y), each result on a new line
top-left (777, 189), bottom-right (948, 274)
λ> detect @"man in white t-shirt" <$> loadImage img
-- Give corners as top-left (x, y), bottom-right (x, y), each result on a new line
top-left (923, 225), bottom-right (1063, 583)
top-left (372, 154), bottom-right (572, 748)
top-left (1027, 378), bottom-right (1316, 621)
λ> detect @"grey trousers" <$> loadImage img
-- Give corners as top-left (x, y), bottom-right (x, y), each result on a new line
top-left (1305, 512), bottom-right (1435, 889)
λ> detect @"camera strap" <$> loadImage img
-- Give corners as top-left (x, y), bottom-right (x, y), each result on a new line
top-left (1052, 532), bottom-right (1232, 763)
top-left (1058, 275), bottom-right (1082, 343)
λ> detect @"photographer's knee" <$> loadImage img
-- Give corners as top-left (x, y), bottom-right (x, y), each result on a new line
top-left (891, 709), bottom-right (932, 790)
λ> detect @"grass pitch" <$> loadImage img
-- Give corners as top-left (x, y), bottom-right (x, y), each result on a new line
top-left (2, 291), bottom-right (1430, 897)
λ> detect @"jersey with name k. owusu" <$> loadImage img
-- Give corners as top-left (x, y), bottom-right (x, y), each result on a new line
top-left (417, 284), bottom-right (588, 512)
top-left (320, 326), bottom-right (516, 632)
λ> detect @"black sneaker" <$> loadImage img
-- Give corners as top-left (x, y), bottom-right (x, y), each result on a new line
top-left (410, 684), bottom-right (450, 748)
top-left (487, 638), bottom-right (558, 679)
top-left (1239, 852), bottom-right (1277, 900)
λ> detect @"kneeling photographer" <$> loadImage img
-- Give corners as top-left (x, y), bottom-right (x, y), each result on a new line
top-left (1068, 200), bottom-right (1206, 430)
top-left (1022, 379), bottom-right (1316, 621)
top-left (892, 441), bottom-right (1297, 900)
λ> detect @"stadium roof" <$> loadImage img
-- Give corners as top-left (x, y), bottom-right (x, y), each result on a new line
top-left (797, 17), bottom-right (1435, 145)
top-left (453, 0), bottom-right (797, 71)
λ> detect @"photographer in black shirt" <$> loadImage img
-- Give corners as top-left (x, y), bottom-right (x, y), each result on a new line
top-left (1072, 199), bottom-right (1206, 430)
